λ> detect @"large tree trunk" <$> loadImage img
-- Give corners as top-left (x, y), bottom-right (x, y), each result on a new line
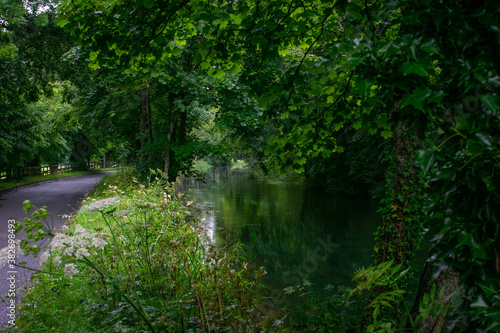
top-left (375, 119), bottom-right (421, 266)
top-left (362, 118), bottom-right (424, 330)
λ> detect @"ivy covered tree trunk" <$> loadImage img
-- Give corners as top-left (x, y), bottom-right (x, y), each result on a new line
top-left (375, 120), bottom-right (423, 265)
top-left (362, 118), bottom-right (425, 329)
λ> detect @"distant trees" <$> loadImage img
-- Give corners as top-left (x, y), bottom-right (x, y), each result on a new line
top-left (1, 1), bottom-right (77, 174)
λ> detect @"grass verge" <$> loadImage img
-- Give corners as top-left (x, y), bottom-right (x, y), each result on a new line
top-left (0, 168), bottom-right (120, 191)
top-left (7, 169), bottom-right (275, 332)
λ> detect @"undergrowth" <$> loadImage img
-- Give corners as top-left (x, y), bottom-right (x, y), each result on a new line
top-left (9, 169), bottom-right (272, 332)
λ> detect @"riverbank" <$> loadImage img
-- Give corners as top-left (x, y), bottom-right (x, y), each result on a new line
top-left (7, 168), bottom-right (377, 332)
top-left (7, 169), bottom-right (271, 332)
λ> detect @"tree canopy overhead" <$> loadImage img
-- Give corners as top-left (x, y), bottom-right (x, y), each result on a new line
top-left (1, 0), bottom-right (499, 331)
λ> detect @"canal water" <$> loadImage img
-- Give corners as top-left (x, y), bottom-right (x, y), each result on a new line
top-left (180, 168), bottom-right (381, 291)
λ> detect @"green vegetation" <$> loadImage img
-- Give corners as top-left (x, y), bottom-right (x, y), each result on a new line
top-left (1, 0), bottom-right (498, 331)
top-left (231, 160), bottom-right (248, 170)
top-left (193, 159), bottom-right (212, 173)
top-left (12, 170), bottom-right (270, 332)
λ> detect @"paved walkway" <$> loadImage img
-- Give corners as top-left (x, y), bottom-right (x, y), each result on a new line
top-left (0, 171), bottom-right (113, 327)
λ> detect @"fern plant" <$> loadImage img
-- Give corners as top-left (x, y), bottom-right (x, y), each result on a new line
top-left (351, 260), bottom-right (409, 332)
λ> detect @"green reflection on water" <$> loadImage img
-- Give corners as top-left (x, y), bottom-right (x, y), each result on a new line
top-left (180, 168), bottom-right (381, 290)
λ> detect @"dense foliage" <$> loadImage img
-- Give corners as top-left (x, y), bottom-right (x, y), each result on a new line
top-left (1, 0), bottom-right (499, 331)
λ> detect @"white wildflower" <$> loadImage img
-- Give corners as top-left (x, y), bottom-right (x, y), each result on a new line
top-left (53, 255), bottom-right (62, 266)
top-left (92, 237), bottom-right (107, 249)
top-left (75, 247), bottom-right (90, 259)
top-left (100, 233), bottom-right (111, 239)
top-left (74, 224), bottom-right (87, 234)
top-left (81, 196), bottom-right (121, 211)
top-left (50, 233), bottom-right (69, 252)
top-left (73, 235), bottom-right (91, 248)
top-left (63, 246), bottom-right (75, 257)
top-left (61, 225), bottom-right (69, 233)
top-left (0, 247), bottom-right (11, 268)
top-left (39, 251), bottom-right (50, 264)
top-left (63, 263), bottom-right (78, 276)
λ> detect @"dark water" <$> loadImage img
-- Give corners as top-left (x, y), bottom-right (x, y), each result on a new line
top-left (180, 168), bottom-right (382, 290)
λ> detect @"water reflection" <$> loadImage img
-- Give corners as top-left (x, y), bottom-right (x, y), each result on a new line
top-left (179, 168), bottom-right (381, 290)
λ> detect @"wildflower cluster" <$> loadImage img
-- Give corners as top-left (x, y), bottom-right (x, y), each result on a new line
top-left (0, 240), bottom-right (21, 268)
top-left (82, 196), bottom-right (121, 211)
top-left (39, 224), bottom-right (108, 276)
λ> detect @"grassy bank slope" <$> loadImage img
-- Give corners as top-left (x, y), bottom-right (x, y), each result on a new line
top-left (10, 169), bottom-right (269, 332)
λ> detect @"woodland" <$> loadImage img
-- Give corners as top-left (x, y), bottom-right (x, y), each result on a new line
top-left (1, 0), bottom-right (499, 332)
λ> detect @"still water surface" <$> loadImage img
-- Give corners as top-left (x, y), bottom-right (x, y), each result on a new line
top-left (180, 168), bottom-right (381, 290)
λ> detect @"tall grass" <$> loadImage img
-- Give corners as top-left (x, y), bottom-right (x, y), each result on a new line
top-left (10, 169), bottom-right (272, 332)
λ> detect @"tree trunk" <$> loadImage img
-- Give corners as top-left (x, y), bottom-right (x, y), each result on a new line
top-left (362, 118), bottom-right (424, 329)
top-left (139, 87), bottom-right (152, 148)
top-left (375, 119), bottom-right (421, 266)
top-left (410, 263), bottom-right (460, 333)
top-left (164, 106), bottom-right (179, 180)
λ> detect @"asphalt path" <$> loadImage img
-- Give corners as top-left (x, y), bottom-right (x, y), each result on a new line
top-left (0, 171), bottom-right (114, 327)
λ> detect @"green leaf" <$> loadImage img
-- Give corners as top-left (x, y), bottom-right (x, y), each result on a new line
top-left (477, 281), bottom-right (500, 297)
top-left (356, 79), bottom-right (372, 98)
top-left (175, 39), bottom-right (187, 46)
top-left (402, 61), bottom-right (428, 77)
top-left (347, 56), bottom-right (363, 67)
top-left (455, 113), bottom-right (469, 131)
top-left (475, 133), bottom-right (492, 147)
top-left (378, 41), bottom-right (393, 53)
top-left (295, 157), bottom-right (307, 165)
top-left (56, 16), bottom-right (70, 28)
top-left (214, 70), bottom-right (226, 79)
top-left (200, 61), bottom-right (211, 70)
top-left (171, 47), bottom-right (182, 56)
top-left (481, 94), bottom-right (499, 113)
top-left (401, 88), bottom-right (431, 112)
top-left (417, 149), bottom-right (435, 175)
top-left (471, 295), bottom-right (488, 308)
top-left (381, 130), bottom-right (392, 139)
top-left (420, 39), bottom-right (443, 58)
top-left (230, 64), bottom-right (243, 74)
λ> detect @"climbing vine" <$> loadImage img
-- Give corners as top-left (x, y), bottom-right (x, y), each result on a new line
top-left (364, 128), bottom-right (427, 328)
